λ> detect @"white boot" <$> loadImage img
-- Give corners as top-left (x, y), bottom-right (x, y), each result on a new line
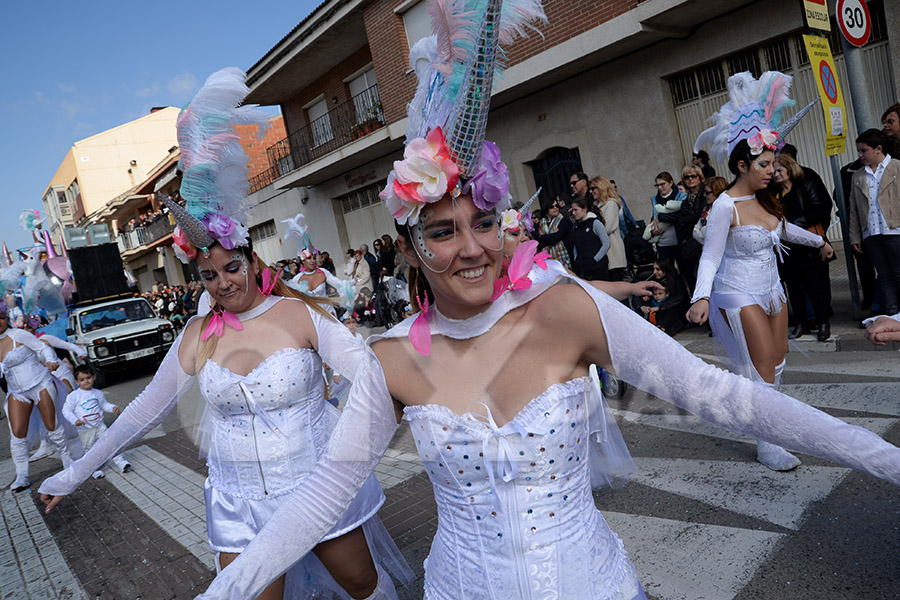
top-left (359, 565), bottom-right (399, 600)
top-left (47, 426), bottom-right (74, 469)
top-left (29, 437), bottom-right (55, 462)
top-left (9, 436), bottom-right (31, 491)
top-left (756, 371), bottom-right (800, 471)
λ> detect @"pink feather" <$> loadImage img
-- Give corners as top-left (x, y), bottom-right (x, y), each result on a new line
top-left (533, 249), bottom-right (551, 270)
top-left (221, 311), bottom-right (244, 332)
top-left (429, 0), bottom-right (476, 76)
top-left (764, 74), bottom-right (789, 122)
top-left (507, 240), bottom-right (538, 284)
top-left (491, 275), bottom-right (510, 302)
top-left (409, 296), bottom-right (432, 356)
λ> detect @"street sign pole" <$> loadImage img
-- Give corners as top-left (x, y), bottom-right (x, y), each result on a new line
top-left (836, 0), bottom-right (876, 131)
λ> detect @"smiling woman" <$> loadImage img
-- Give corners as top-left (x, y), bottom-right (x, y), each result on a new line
top-left (37, 67), bottom-right (412, 600)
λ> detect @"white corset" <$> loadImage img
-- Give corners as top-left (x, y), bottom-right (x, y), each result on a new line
top-left (2, 339), bottom-right (51, 395)
top-left (405, 378), bottom-right (640, 600)
top-left (714, 224), bottom-right (784, 296)
top-left (199, 347), bottom-right (340, 499)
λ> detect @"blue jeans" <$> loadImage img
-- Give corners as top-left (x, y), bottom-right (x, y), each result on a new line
top-left (863, 234), bottom-right (900, 314)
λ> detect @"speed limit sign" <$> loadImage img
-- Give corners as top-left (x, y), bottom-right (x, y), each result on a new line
top-left (836, 0), bottom-right (871, 47)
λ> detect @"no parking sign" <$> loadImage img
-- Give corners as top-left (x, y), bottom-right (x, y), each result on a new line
top-left (803, 34), bottom-right (847, 156)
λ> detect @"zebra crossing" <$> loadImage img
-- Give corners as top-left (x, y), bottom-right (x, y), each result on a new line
top-left (600, 358), bottom-right (900, 600)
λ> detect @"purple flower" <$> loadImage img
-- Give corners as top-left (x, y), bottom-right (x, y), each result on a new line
top-left (204, 213), bottom-right (238, 249)
top-left (462, 140), bottom-right (510, 211)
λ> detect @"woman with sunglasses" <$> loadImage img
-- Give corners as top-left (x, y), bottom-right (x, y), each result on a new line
top-left (658, 165), bottom-right (707, 291)
top-left (590, 176), bottom-right (627, 281)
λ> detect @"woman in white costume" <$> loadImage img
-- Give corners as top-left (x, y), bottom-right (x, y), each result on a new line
top-left (39, 68), bottom-right (410, 600)
top-left (24, 313), bottom-right (87, 462)
top-left (175, 3), bottom-right (900, 599)
top-left (687, 72), bottom-right (833, 470)
top-left (2, 301), bottom-right (75, 491)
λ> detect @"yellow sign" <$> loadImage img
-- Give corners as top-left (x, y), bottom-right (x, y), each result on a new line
top-left (803, 0), bottom-right (831, 32)
top-left (803, 34), bottom-right (847, 156)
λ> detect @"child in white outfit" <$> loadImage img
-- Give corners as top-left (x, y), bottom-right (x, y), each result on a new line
top-left (63, 365), bottom-right (132, 479)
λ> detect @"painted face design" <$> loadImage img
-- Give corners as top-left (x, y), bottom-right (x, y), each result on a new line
top-left (410, 195), bottom-right (504, 274)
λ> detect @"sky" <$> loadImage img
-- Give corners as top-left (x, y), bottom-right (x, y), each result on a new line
top-left (0, 0), bottom-right (324, 254)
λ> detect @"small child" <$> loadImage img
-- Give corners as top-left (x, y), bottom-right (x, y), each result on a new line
top-left (640, 286), bottom-right (669, 327)
top-left (63, 365), bottom-right (132, 479)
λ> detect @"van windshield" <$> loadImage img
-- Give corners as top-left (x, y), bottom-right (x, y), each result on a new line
top-left (79, 300), bottom-right (155, 333)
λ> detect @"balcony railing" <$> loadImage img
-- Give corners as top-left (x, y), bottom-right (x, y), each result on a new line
top-left (249, 84), bottom-right (385, 193)
top-left (117, 214), bottom-right (176, 253)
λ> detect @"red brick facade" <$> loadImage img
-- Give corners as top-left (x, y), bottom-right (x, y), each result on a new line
top-left (271, 0), bottom-right (640, 158)
top-left (355, 0), bottom-right (640, 126)
top-left (238, 115), bottom-right (287, 180)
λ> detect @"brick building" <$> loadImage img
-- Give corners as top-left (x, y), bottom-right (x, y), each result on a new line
top-left (240, 0), bottom-right (900, 270)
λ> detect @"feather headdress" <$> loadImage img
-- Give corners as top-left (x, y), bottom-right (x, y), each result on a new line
top-left (382, 0), bottom-right (547, 226)
top-left (164, 67), bottom-right (271, 262)
top-left (694, 71), bottom-right (798, 162)
top-left (281, 213), bottom-right (316, 258)
top-left (18, 210), bottom-right (43, 232)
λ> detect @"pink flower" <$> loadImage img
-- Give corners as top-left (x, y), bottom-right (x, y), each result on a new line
top-left (381, 127), bottom-right (460, 226)
top-left (259, 267), bottom-right (281, 296)
top-left (172, 227), bottom-right (197, 260)
top-left (462, 141), bottom-right (510, 211)
top-left (747, 129), bottom-right (779, 155)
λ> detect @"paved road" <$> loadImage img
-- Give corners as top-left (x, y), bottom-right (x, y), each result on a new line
top-left (1, 332), bottom-right (898, 599)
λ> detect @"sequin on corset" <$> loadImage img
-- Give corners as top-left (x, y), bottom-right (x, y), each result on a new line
top-left (405, 378), bottom-right (638, 600)
top-left (199, 347), bottom-right (340, 499)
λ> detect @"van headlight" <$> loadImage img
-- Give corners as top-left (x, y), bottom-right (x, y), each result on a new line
top-left (96, 346), bottom-right (110, 358)
top-left (161, 331), bottom-right (174, 342)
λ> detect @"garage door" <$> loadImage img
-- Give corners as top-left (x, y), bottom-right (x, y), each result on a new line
top-left (338, 181), bottom-right (395, 252)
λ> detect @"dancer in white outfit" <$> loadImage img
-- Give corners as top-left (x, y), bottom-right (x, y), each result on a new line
top-left (2, 301), bottom-right (75, 491)
top-left (181, 3), bottom-right (900, 599)
top-left (23, 314), bottom-right (87, 462)
top-left (40, 68), bottom-right (410, 600)
top-left (688, 71), bottom-right (833, 470)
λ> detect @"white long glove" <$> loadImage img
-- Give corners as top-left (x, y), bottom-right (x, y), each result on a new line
top-left (196, 266), bottom-right (900, 599)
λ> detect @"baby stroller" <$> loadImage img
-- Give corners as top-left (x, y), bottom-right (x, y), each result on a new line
top-left (623, 221), bottom-right (656, 281)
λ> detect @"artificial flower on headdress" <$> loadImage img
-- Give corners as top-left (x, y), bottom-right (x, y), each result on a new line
top-left (172, 227), bottom-right (198, 261)
top-left (461, 140), bottom-right (511, 211)
top-left (162, 68), bottom-right (271, 263)
top-left (382, 127), bottom-right (460, 226)
top-left (500, 209), bottom-right (521, 232)
top-left (747, 129), bottom-right (779, 155)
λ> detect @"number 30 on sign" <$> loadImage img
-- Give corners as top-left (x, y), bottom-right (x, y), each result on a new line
top-left (837, 0), bottom-right (871, 47)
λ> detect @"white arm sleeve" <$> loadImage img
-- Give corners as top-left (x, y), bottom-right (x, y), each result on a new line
top-left (781, 221), bottom-right (824, 248)
top-left (96, 390), bottom-right (119, 415)
top-left (195, 347), bottom-right (398, 599)
top-left (41, 334), bottom-right (87, 358)
top-left (307, 304), bottom-right (366, 380)
top-left (61, 393), bottom-right (78, 426)
top-left (38, 332), bottom-right (196, 496)
top-left (577, 278), bottom-right (900, 485)
top-left (691, 194), bottom-right (734, 303)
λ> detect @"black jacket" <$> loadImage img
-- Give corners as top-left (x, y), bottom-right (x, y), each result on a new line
top-left (780, 176), bottom-right (833, 230)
